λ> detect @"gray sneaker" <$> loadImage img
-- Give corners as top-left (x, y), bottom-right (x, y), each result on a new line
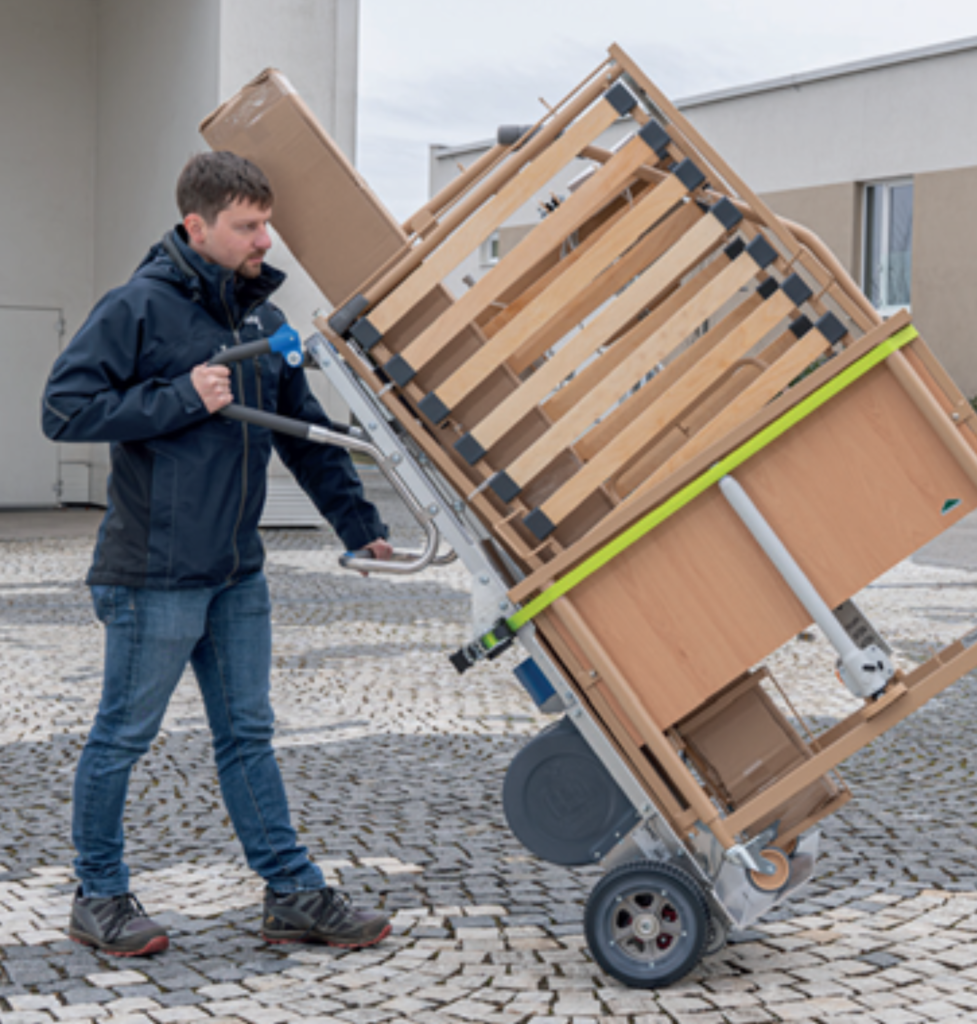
top-left (69, 888), bottom-right (169, 957)
top-left (262, 887), bottom-right (391, 948)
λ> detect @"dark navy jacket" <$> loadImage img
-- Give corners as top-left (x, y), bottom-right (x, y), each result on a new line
top-left (42, 227), bottom-right (387, 588)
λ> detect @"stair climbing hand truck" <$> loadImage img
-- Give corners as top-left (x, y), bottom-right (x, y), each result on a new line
top-left (200, 46), bottom-right (977, 987)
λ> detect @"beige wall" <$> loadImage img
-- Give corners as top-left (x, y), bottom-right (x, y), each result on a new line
top-left (758, 172), bottom-right (977, 401)
top-left (912, 166), bottom-right (977, 400)
top-left (761, 182), bottom-right (860, 280)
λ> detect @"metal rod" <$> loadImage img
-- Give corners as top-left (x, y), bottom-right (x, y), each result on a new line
top-left (221, 404), bottom-right (447, 576)
top-left (718, 475), bottom-right (858, 660)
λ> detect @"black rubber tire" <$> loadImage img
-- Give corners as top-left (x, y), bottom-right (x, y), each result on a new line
top-left (584, 860), bottom-right (709, 989)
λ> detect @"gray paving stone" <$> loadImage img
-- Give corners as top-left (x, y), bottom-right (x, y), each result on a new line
top-left (7, 498), bottom-right (977, 1020)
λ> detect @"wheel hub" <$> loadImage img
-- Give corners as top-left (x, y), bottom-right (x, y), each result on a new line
top-left (633, 914), bottom-right (661, 940)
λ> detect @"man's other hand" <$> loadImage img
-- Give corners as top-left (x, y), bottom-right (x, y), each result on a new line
top-left (191, 364), bottom-right (234, 413)
top-left (364, 538), bottom-right (394, 561)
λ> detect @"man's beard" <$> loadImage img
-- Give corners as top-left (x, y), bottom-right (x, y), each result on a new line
top-left (237, 253), bottom-right (265, 278)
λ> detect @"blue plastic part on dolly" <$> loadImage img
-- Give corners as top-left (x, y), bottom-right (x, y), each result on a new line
top-left (514, 657), bottom-right (560, 712)
top-left (267, 324), bottom-right (304, 367)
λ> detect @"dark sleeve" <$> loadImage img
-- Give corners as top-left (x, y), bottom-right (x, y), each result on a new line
top-left (42, 287), bottom-right (208, 443)
top-left (273, 361), bottom-right (389, 552)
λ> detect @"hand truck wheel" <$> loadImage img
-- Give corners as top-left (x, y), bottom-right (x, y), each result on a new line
top-left (584, 859), bottom-right (709, 989)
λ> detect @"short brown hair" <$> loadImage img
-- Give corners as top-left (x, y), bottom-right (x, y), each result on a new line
top-left (176, 151), bottom-right (274, 223)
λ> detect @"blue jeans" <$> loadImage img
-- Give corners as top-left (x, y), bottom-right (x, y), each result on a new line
top-left (74, 571), bottom-right (324, 897)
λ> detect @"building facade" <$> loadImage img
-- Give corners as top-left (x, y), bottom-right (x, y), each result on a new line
top-left (430, 38), bottom-right (977, 402)
top-left (1, 0), bottom-right (359, 509)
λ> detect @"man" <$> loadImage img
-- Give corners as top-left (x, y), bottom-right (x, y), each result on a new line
top-left (42, 151), bottom-right (393, 957)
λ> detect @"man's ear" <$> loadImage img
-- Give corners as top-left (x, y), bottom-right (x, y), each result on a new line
top-left (183, 212), bottom-right (208, 247)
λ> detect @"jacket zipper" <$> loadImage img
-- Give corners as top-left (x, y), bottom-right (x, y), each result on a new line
top-left (222, 280), bottom-right (268, 585)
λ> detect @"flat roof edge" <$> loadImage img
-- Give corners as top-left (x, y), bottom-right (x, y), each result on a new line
top-left (676, 35), bottom-right (977, 108)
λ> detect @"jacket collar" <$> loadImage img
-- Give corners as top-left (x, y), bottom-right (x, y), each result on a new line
top-left (138, 225), bottom-right (286, 328)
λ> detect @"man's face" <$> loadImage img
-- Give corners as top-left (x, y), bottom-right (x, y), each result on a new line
top-left (184, 199), bottom-right (273, 279)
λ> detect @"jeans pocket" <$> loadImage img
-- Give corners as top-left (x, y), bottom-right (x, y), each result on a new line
top-left (90, 584), bottom-right (132, 626)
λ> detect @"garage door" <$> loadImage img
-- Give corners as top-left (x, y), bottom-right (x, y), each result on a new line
top-left (0, 306), bottom-right (62, 507)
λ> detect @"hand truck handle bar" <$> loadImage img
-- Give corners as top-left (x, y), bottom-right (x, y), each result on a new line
top-left (218, 403), bottom-right (450, 577)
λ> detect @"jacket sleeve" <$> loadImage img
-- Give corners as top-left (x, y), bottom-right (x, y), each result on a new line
top-left (273, 362), bottom-right (389, 552)
top-left (42, 287), bottom-right (209, 443)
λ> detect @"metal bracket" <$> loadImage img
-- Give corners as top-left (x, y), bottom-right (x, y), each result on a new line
top-left (726, 824), bottom-right (780, 874)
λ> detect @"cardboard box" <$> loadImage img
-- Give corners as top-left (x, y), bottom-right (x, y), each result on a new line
top-left (199, 69), bottom-right (404, 308)
top-left (675, 671), bottom-right (844, 839)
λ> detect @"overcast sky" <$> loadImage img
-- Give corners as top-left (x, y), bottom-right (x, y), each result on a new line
top-left (356, 0), bottom-right (977, 221)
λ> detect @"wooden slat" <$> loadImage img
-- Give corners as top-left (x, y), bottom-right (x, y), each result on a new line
top-left (392, 135), bottom-right (664, 378)
top-left (505, 313), bottom-right (910, 605)
top-left (542, 212), bottom-right (730, 424)
top-left (480, 201), bottom-right (634, 341)
top-left (354, 71), bottom-right (615, 317)
top-left (535, 288), bottom-right (795, 527)
top-left (500, 250), bottom-right (764, 495)
top-left (610, 43), bottom-right (804, 264)
top-left (403, 142), bottom-right (507, 235)
top-left (573, 285), bottom-right (768, 462)
top-left (620, 327), bottom-right (832, 499)
top-left (432, 172), bottom-right (695, 414)
top-left (369, 91), bottom-right (628, 337)
top-left (506, 198), bottom-right (702, 376)
top-left (465, 206), bottom-right (726, 453)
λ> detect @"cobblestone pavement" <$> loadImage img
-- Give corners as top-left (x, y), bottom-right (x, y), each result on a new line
top-left (4, 481), bottom-right (977, 1023)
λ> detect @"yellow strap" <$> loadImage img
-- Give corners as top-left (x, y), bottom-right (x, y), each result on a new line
top-left (492, 323), bottom-right (919, 643)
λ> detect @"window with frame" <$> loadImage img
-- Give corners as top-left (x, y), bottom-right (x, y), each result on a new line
top-left (862, 179), bottom-right (914, 315)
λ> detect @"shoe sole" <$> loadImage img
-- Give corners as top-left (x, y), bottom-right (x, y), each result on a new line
top-left (263, 922), bottom-right (392, 949)
top-left (70, 932), bottom-right (169, 957)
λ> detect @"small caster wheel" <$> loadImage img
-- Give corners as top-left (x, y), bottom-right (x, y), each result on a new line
top-left (584, 860), bottom-right (708, 989)
top-left (747, 846), bottom-right (792, 893)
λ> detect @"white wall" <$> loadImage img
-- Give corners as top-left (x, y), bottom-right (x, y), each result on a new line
top-left (1, 0), bottom-right (360, 506)
top-left (681, 42), bottom-right (977, 194)
top-left (0, 0), bottom-right (96, 336)
top-left (0, 0), bottom-right (96, 506)
top-left (94, 0), bottom-right (221, 298)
